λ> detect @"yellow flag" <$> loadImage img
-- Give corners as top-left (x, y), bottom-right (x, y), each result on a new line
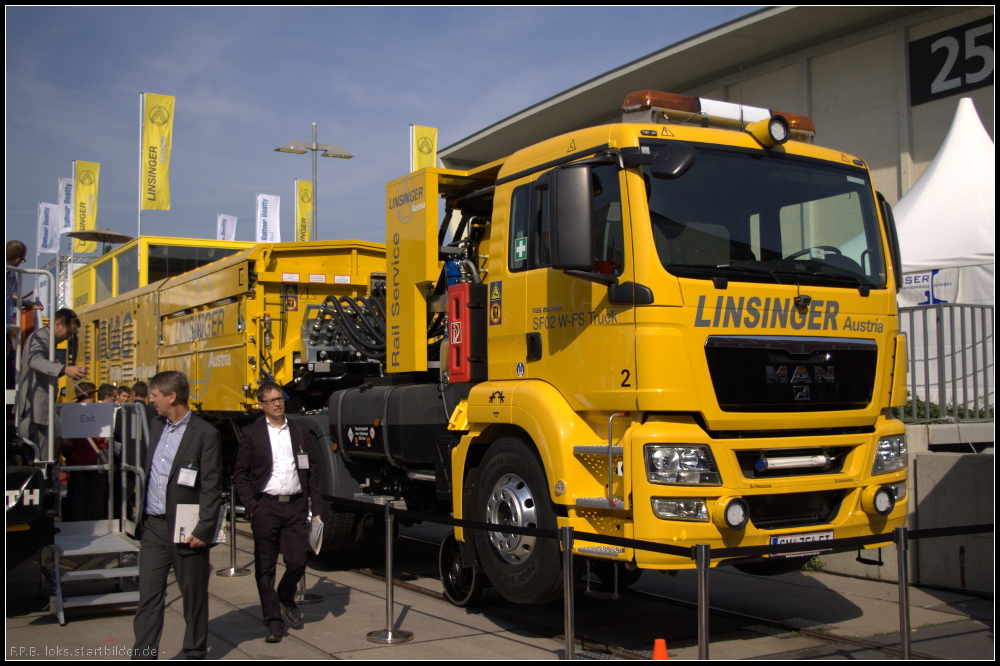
top-left (295, 180), bottom-right (313, 242)
top-left (74, 161), bottom-right (100, 253)
top-left (411, 125), bottom-right (438, 172)
top-left (141, 93), bottom-right (175, 210)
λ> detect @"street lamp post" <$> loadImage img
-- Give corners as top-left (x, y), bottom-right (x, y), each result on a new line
top-left (274, 123), bottom-right (353, 241)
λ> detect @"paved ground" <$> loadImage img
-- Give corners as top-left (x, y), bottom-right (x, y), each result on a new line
top-left (5, 519), bottom-right (993, 660)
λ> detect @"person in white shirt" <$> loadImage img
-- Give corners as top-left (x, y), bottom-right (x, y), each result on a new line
top-left (233, 381), bottom-right (322, 644)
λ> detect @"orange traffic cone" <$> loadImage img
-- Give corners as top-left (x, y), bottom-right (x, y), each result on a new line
top-left (653, 638), bottom-right (668, 660)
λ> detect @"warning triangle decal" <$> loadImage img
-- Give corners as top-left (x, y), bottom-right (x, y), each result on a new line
top-left (661, 127), bottom-right (674, 136)
top-left (567, 139), bottom-right (576, 153)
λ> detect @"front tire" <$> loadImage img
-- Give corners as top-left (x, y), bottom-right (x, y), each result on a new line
top-left (474, 437), bottom-right (563, 605)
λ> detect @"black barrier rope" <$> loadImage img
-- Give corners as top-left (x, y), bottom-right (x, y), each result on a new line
top-left (322, 494), bottom-right (993, 560)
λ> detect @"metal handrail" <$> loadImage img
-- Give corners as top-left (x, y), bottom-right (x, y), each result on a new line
top-left (6, 264), bottom-right (58, 464)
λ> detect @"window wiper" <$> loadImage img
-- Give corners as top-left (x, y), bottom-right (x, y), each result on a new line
top-left (773, 269), bottom-right (874, 295)
top-left (716, 264), bottom-right (783, 284)
top-left (665, 263), bottom-right (784, 284)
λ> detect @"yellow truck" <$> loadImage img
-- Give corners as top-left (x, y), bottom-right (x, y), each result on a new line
top-left (72, 89), bottom-right (910, 607)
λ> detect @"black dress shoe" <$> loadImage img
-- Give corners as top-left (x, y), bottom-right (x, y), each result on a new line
top-left (265, 625), bottom-right (283, 643)
top-left (282, 603), bottom-right (303, 626)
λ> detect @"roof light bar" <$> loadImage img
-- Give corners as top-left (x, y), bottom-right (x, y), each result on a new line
top-left (621, 90), bottom-right (816, 140)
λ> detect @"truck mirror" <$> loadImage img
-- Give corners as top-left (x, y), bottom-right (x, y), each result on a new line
top-left (876, 191), bottom-right (903, 292)
top-left (549, 164), bottom-right (594, 271)
top-left (651, 143), bottom-right (697, 180)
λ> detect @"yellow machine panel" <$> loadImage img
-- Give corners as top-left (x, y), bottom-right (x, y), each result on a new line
top-left (72, 239), bottom-right (386, 413)
top-left (385, 169), bottom-right (440, 373)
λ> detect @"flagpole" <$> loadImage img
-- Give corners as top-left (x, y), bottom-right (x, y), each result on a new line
top-left (409, 124), bottom-right (414, 173)
top-left (311, 123), bottom-right (318, 242)
top-left (70, 161), bottom-right (76, 265)
top-left (138, 92), bottom-right (145, 241)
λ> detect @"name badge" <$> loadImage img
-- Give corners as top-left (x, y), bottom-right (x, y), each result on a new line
top-left (178, 466), bottom-right (198, 487)
top-left (297, 454), bottom-right (309, 470)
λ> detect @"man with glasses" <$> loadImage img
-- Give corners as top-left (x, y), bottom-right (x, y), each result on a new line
top-left (234, 381), bottom-right (322, 644)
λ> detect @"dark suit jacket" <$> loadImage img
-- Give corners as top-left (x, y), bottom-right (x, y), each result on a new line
top-left (233, 416), bottom-right (323, 519)
top-left (137, 411), bottom-right (223, 546)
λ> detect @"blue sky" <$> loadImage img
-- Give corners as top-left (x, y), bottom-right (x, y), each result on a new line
top-left (6, 7), bottom-right (758, 264)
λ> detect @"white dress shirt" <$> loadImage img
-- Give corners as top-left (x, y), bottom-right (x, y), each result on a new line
top-left (260, 418), bottom-right (302, 496)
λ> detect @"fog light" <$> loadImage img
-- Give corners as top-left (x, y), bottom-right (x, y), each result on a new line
top-left (861, 485), bottom-right (895, 517)
top-left (712, 497), bottom-right (749, 531)
top-left (652, 498), bottom-right (709, 521)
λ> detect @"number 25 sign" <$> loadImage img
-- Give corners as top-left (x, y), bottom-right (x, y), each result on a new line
top-left (909, 17), bottom-right (993, 106)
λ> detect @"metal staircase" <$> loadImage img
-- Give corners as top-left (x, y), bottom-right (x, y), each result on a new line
top-left (43, 403), bottom-right (148, 625)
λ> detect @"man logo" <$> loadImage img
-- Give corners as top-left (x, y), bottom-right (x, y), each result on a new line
top-left (79, 171), bottom-right (96, 186)
top-left (417, 137), bottom-right (434, 155)
top-left (149, 106), bottom-right (170, 126)
top-left (299, 189), bottom-right (312, 203)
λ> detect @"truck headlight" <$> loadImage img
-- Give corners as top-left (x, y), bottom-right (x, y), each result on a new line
top-left (651, 498), bottom-right (709, 521)
top-left (644, 445), bottom-right (721, 485)
top-left (872, 435), bottom-right (907, 475)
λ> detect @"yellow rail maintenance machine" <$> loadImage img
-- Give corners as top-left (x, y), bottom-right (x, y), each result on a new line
top-left (74, 90), bottom-right (910, 608)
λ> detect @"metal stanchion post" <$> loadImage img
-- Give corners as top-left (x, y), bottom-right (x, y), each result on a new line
top-left (217, 477), bottom-right (251, 577)
top-left (695, 543), bottom-right (710, 660)
top-left (562, 526), bottom-right (575, 660)
top-left (367, 502), bottom-right (413, 644)
top-left (895, 527), bottom-right (911, 660)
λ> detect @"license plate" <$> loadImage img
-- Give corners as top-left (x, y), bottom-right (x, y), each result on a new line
top-left (768, 530), bottom-right (834, 558)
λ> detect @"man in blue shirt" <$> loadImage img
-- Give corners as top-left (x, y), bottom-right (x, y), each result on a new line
top-left (132, 371), bottom-right (222, 660)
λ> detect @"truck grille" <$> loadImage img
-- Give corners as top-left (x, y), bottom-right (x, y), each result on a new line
top-left (746, 490), bottom-right (846, 530)
top-left (735, 446), bottom-right (852, 479)
top-left (705, 336), bottom-right (877, 412)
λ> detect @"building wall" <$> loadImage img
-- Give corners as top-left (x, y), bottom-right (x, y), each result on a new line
top-left (678, 7), bottom-right (993, 205)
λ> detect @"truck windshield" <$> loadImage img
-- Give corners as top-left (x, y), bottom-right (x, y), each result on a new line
top-left (641, 145), bottom-right (886, 289)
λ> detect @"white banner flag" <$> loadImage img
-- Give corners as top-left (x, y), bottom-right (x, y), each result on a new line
top-left (37, 202), bottom-right (60, 254)
top-left (36, 272), bottom-right (52, 318)
top-left (57, 177), bottom-right (74, 235)
top-left (256, 194), bottom-right (280, 243)
top-left (217, 214), bottom-right (237, 241)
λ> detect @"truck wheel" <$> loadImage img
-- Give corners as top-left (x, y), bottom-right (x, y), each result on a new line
top-left (439, 530), bottom-right (490, 607)
top-left (316, 502), bottom-right (357, 554)
top-left (474, 437), bottom-right (563, 605)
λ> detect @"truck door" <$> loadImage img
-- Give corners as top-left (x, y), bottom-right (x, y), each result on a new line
top-left (523, 162), bottom-right (637, 411)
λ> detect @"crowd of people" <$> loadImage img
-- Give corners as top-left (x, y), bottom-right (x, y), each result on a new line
top-left (9, 240), bottom-right (322, 657)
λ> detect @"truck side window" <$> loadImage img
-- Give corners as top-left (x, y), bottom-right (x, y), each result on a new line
top-left (508, 185), bottom-right (530, 272)
top-left (532, 163), bottom-right (624, 273)
top-left (591, 163), bottom-right (624, 275)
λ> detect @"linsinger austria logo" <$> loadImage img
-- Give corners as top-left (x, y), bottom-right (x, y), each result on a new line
top-left (417, 136), bottom-right (434, 155)
top-left (148, 106), bottom-right (170, 126)
top-left (299, 188), bottom-right (312, 203)
top-left (388, 176), bottom-right (424, 225)
top-left (79, 170), bottom-right (96, 186)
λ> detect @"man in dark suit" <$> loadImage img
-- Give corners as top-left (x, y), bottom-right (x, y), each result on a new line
top-left (132, 371), bottom-right (222, 660)
top-left (234, 381), bottom-right (322, 644)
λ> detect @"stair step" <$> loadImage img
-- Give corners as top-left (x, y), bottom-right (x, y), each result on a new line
top-left (578, 545), bottom-right (626, 557)
top-left (53, 590), bottom-right (140, 608)
top-left (573, 445), bottom-right (623, 455)
top-left (55, 533), bottom-right (140, 557)
top-left (574, 497), bottom-right (626, 509)
top-left (61, 566), bottom-right (139, 582)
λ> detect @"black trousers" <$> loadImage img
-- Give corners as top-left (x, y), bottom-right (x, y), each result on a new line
top-left (68, 471), bottom-right (107, 521)
top-left (132, 515), bottom-right (212, 659)
top-left (251, 496), bottom-right (308, 629)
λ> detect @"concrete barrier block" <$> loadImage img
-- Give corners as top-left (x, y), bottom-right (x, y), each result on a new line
top-left (914, 452), bottom-right (994, 593)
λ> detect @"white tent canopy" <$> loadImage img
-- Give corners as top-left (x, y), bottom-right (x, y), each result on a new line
top-left (894, 98), bottom-right (994, 307)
